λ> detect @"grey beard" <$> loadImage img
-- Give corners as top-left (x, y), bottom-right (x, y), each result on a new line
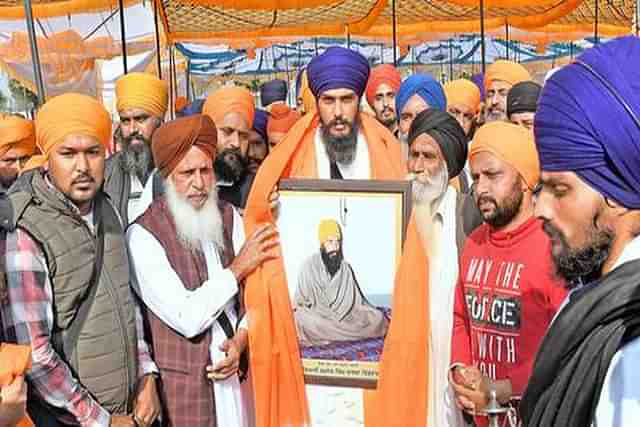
top-left (321, 122), bottom-right (358, 164)
top-left (121, 142), bottom-right (154, 183)
top-left (408, 164), bottom-right (449, 210)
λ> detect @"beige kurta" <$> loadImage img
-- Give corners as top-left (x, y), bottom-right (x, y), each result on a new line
top-left (293, 252), bottom-right (388, 346)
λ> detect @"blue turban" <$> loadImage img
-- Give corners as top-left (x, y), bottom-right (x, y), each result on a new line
top-left (307, 47), bottom-right (370, 98)
top-left (252, 109), bottom-right (270, 144)
top-left (395, 74), bottom-right (447, 116)
top-left (260, 79), bottom-right (288, 107)
top-left (471, 73), bottom-right (485, 100)
top-left (178, 99), bottom-right (204, 117)
top-left (535, 36), bottom-right (640, 209)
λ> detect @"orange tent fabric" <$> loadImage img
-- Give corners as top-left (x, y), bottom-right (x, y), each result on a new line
top-left (0, 343), bottom-right (33, 427)
top-left (243, 111), bottom-right (431, 427)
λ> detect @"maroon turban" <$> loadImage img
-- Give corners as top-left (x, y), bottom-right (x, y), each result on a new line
top-left (151, 114), bottom-right (217, 178)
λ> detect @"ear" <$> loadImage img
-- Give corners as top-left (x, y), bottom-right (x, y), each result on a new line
top-left (604, 197), bottom-right (629, 217)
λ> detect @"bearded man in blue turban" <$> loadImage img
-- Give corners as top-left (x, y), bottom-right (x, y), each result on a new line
top-left (395, 74), bottom-right (447, 159)
top-left (519, 36), bottom-right (640, 427)
top-left (250, 46), bottom-right (404, 180)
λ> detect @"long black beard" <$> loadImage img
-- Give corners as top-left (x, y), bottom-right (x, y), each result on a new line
top-left (120, 136), bottom-right (154, 183)
top-left (214, 148), bottom-right (248, 184)
top-left (320, 119), bottom-right (359, 164)
top-left (321, 247), bottom-right (343, 278)
top-left (542, 217), bottom-right (614, 288)
top-left (477, 179), bottom-right (524, 229)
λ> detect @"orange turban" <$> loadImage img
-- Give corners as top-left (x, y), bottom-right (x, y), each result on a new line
top-left (297, 70), bottom-right (316, 114)
top-left (267, 104), bottom-right (301, 135)
top-left (365, 64), bottom-right (402, 107)
top-left (484, 60), bottom-right (531, 91)
top-left (0, 116), bottom-right (36, 158)
top-left (35, 93), bottom-right (112, 158)
top-left (203, 86), bottom-right (255, 129)
top-left (152, 114), bottom-right (217, 179)
top-left (318, 219), bottom-right (341, 244)
top-left (444, 79), bottom-right (481, 113)
top-left (116, 72), bottom-right (169, 118)
top-left (470, 121), bottom-right (539, 189)
top-left (175, 96), bottom-right (188, 113)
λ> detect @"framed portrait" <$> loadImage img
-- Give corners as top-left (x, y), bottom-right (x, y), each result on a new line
top-left (277, 179), bottom-right (412, 389)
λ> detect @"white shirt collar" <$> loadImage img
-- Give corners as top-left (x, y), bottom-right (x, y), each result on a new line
top-left (611, 235), bottom-right (640, 271)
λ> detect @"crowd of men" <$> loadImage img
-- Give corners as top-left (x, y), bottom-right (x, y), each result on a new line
top-left (0, 34), bottom-right (638, 427)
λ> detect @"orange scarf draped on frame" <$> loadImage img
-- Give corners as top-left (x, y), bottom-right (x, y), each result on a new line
top-left (243, 111), bottom-right (431, 427)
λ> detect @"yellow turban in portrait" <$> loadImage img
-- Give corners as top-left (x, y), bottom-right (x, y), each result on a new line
top-left (116, 72), bottom-right (169, 118)
top-left (36, 93), bottom-right (112, 158)
top-left (318, 219), bottom-right (342, 244)
top-left (0, 116), bottom-right (36, 158)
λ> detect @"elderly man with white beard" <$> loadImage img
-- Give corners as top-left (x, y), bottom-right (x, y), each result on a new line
top-left (126, 114), bottom-right (279, 427)
top-left (406, 108), bottom-right (481, 427)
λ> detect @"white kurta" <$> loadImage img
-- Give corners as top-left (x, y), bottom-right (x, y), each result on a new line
top-left (314, 129), bottom-right (371, 180)
top-left (427, 186), bottom-right (464, 427)
top-left (126, 223), bottom-right (251, 427)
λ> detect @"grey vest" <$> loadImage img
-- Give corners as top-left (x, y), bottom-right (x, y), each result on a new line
top-left (10, 172), bottom-right (138, 415)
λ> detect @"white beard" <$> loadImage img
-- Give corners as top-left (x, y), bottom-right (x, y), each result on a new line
top-left (408, 163), bottom-right (449, 262)
top-left (165, 178), bottom-right (225, 252)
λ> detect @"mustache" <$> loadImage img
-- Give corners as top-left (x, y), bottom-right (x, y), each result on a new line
top-left (542, 219), bottom-right (563, 241)
top-left (477, 195), bottom-right (497, 207)
top-left (328, 118), bottom-right (351, 128)
top-left (124, 133), bottom-right (150, 145)
top-left (72, 174), bottom-right (94, 185)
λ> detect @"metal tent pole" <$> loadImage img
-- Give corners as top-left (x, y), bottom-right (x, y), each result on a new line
top-left (594, 0), bottom-right (600, 44)
top-left (480, 0), bottom-right (486, 74)
top-left (185, 59), bottom-right (191, 101)
top-left (23, 0), bottom-right (46, 105)
top-left (448, 39), bottom-right (453, 80)
top-left (505, 23), bottom-right (509, 60)
top-left (118, 0), bottom-right (128, 73)
top-left (153, 0), bottom-right (162, 78)
top-left (636, 0), bottom-right (639, 36)
top-left (392, 0), bottom-right (398, 66)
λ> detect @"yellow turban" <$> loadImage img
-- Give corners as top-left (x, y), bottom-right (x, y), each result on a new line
top-left (444, 79), bottom-right (481, 113)
top-left (203, 86), bottom-right (255, 129)
top-left (470, 121), bottom-right (539, 190)
top-left (36, 93), bottom-right (112, 158)
top-left (116, 72), bottom-right (169, 118)
top-left (0, 116), bottom-right (36, 158)
top-left (484, 60), bottom-right (531, 91)
top-left (318, 219), bottom-right (342, 244)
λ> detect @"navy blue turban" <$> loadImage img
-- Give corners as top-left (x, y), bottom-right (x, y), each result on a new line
top-left (252, 109), bottom-right (270, 144)
top-left (260, 79), bottom-right (288, 107)
top-left (396, 74), bottom-right (447, 116)
top-left (535, 36), bottom-right (640, 208)
top-left (471, 73), bottom-right (485, 100)
top-left (307, 47), bottom-right (370, 98)
top-left (178, 99), bottom-right (204, 117)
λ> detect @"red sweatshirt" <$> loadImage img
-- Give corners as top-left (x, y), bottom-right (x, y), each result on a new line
top-left (451, 217), bottom-right (566, 424)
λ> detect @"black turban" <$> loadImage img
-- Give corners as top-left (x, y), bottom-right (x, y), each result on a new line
top-left (507, 81), bottom-right (542, 117)
top-left (260, 79), bottom-right (288, 107)
top-left (408, 109), bottom-right (468, 179)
